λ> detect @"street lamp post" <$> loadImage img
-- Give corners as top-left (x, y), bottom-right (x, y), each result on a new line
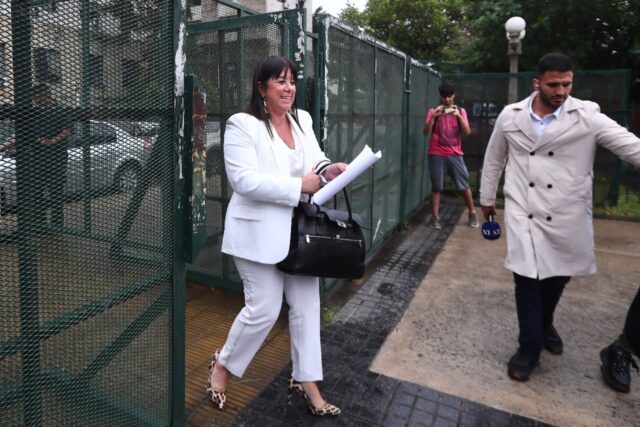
top-left (505, 17), bottom-right (526, 104)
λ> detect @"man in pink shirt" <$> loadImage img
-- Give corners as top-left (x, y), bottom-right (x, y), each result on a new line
top-left (423, 81), bottom-right (478, 229)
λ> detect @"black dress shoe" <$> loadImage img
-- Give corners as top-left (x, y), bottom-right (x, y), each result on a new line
top-left (600, 341), bottom-right (639, 393)
top-left (543, 324), bottom-right (563, 355)
top-left (508, 347), bottom-right (538, 382)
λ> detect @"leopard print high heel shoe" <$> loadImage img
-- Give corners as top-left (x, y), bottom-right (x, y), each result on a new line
top-left (206, 349), bottom-right (227, 410)
top-left (287, 376), bottom-right (341, 417)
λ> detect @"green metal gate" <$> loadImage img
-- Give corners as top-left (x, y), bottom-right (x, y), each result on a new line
top-left (0, 1), bottom-right (182, 425)
top-left (182, 7), bottom-right (442, 294)
top-left (184, 4), bottom-right (307, 292)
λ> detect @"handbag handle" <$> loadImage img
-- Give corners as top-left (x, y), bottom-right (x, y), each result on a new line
top-left (306, 188), bottom-right (353, 221)
top-left (341, 188), bottom-right (353, 221)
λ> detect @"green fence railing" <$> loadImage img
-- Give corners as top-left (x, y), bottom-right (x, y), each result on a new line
top-left (445, 70), bottom-right (636, 211)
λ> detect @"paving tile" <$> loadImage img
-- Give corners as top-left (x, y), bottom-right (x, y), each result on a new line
top-left (439, 394), bottom-right (462, 409)
top-left (416, 387), bottom-right (440, 402)
top-left (414, 397), bottom-right (437, 413)
top-left (383, 415), bottom-right (410, 427)
top-left (391, 402), bottom-right (413, 416)
top-left (433, 416), bottom-right (458, 427)
top-left (409, 409), bottom-right (435, 426)
top-left (436, 403), bottom-right (460, 422)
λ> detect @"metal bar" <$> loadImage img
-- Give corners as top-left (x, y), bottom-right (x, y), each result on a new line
top-left (214, 0), bottom-right (259, 16)
top-left (81, 0), bottom-right (92, 233)
top-left (42, 368), bottom-right (166, 426)
top-left (11, 0), bottom-right (42, 423)
top-left (399, 58), bottom-right (411, 226)
top-left (0, 271), bottom-right (168, 361)
top-left (217, 22), bottom-right (233, 285)
top-left (186, 11), bottom-right (294, 34)
top-left (109, 127), bottom-right (164, 258)
top-left (312, 16), bottom-right (326, 143)
top-left (347, 32), bottom-right (354, 159)
top-left (0, 380), bottom-right (22, 413)
top-left (171, 1), bottom-right (186, 424)
top-left (291, 9), bottom-right (306, 109)
top-left (0, 105), bottom-right (171, 123)
top-left (78, 289), bottom-right (171, 383)
top-left (239, 26), bottom-right (245, 112)
top-left (183, 76), bottom-right (195, 260)
top-left (369, 46), bottom-right (378, 243)
top-left (0, 223), bottom-right (165, 254)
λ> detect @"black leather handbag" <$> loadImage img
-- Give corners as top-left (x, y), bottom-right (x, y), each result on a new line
top-left (277, 189), bottom-right (366, 279)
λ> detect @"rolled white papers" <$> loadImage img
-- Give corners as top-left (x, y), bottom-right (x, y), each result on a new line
top-left (312, 144), bottom-right (382, 206)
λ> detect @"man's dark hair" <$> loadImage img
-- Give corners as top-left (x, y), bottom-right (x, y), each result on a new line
top-left (536, 53), bottom-right (573, 76)
top-left (438, 81), bottom-right (455, 96)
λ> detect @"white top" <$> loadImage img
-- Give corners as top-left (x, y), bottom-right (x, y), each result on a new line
top-left (273, 131), bottom-right (304, 178)
top-left (528, 93), bottom-right (563, 136)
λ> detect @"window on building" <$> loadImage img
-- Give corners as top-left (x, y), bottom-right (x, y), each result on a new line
top-left (35, 1), bottom-right (58, 14)
top-left (89, 55), bottom-right (103, 87)
top-left (121, 59), bottom-right (141, 90)
top-left (0, 44), bottom-right (8, 86)
top-left (33, 47), bottom-right (61, 84)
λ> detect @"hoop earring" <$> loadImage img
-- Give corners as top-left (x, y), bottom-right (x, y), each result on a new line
top-left (263, 97), bottom-right (270, 114)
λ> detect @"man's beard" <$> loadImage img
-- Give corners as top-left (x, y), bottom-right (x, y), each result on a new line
top-left (538, 91), bottom-right (566, 109)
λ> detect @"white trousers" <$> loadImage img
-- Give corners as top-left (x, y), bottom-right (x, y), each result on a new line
top-left (219, 257), bottom-right (323, 381)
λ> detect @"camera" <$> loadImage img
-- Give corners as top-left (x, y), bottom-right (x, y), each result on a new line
top-left (443, 105), bottom-right (456, 114)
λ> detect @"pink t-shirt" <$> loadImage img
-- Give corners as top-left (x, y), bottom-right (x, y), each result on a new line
top-left (425, 107), bottom-right (468, 156)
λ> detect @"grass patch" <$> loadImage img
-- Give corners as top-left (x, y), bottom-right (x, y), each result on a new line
top-left (594, 187), bottom-right (640, 217)
top-left (321, 306), bottom-right (338, 325)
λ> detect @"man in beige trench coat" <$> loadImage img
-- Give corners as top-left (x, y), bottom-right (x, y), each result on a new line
top-left (479, 53), bottom-right (640, 382)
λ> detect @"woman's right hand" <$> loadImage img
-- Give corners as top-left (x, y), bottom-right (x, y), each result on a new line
top-left (301, 169), bottom-right (322, 194)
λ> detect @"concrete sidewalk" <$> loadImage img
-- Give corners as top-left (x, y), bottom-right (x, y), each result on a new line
top-left (227, 201), bottom-right (638, 426)
top-left (372, 208), bottom-right (639, 426)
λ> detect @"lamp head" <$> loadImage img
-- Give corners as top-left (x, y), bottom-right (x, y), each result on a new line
top-left (505, 16), bottom-right (526, 41)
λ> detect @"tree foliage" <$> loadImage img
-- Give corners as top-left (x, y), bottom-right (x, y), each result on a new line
top-left (338, 0), bottom-right (640, 76)
top-left (460, 0), bottom-right (640, 73)
top-left (338, 2), bottom-right (367, 29)
top-left (339, 0), bottom-right (466, 63)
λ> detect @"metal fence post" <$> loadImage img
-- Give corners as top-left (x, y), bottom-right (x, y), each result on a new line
top-left (171, 1), bottom-right (186, 425)
top-left (313, 16), bottom-right (327, 146)
top-left (12, 1), bottom-right (42, 424)
top-left (399, 58), bottom-right (411, 226)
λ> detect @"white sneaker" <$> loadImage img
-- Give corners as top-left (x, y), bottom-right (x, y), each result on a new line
top-left (432, 218), bottom-right (442, 230)
top-left (468, 212), bottom-right (479, 228)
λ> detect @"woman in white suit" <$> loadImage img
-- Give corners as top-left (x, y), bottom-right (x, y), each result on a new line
top-left (207, 56), bottom-right (346, 417)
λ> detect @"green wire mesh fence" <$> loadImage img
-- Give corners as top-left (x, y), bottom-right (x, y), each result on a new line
top-left (1, 1), bottom-right (177, 425)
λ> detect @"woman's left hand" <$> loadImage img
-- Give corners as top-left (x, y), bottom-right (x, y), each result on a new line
top-left (323, 162), bottom-right (348, 181)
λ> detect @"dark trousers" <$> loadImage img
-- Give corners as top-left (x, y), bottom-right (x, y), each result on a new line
top-left (513, 273), bottom-right (571, 360)
top-left (623, 287), bottom-right (640, 356)
top-left (32, 161), bottom-right (65, 227)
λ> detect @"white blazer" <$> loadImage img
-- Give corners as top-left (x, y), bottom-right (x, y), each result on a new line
top-left (480, 94), bottom-right (640, 279)
top-left (221, 110), bottom-right (330, 264)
